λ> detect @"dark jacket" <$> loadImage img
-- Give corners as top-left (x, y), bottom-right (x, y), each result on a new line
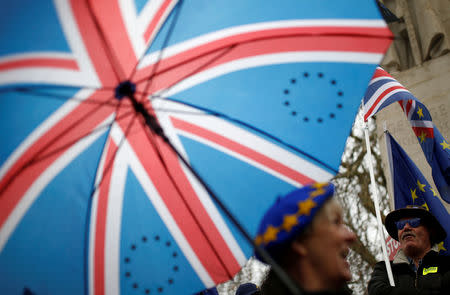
top-left (261, 269), bottom-right (352, 295)
top-left (368, 249), bottom-right (450, 295)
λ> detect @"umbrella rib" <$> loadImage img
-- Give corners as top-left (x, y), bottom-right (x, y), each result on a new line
top-left (145, 96), bottom-right (338, 174)
top-left (138, 95), bottom-right (221, 117)
top-left (28, 110), bottom-right (135, 166)
top-left (135, 111), bottom-right (235, 279)
top-left (132, 36), bottom-right (245, 87)
top-left (147, 121), bottom-right (302, 294)
top-left (0, 95), bottom-right (129, 197)
top-left (83, 99), bottom-right (124, 295)
top-left (0, 84), bottom-right (115, 92)
top-left (137, 44), bottom-right (237, 101)
top-left (85, 0), bottom-right (124, 81)
top-left (132, 0), bottom-right (185, 99)
top-left (84, 105), bottom-right (138, 295)
top-left (113, 93), bottom-right (302, 293)
top-left (146, 107), bottom-right (215, 116)
top-left (132, 28), bottom-right (392, 92)
top-left (89, 112), bottom-right (139, 196)
top-left (0, 86), bottom-right (120, 107)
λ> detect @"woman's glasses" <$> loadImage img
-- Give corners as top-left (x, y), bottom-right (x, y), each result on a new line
top-left (395, 217), bottom-right (421, 230)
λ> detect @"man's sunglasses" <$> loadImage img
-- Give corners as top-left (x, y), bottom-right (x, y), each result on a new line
top-left (395, 217), bottom-right (421, 230)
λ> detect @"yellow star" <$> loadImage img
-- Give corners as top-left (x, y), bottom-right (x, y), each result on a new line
top-left (417, 179), bottom-right (426, 192)
top-left (438, 242), bottom-right (447, 253)
top-left (441, 140), bottom-right (450, 150)
top-left (309, 182), bottom-right (328, 197)
top-left (421, 203), bottom-right (429, 211)
top-left (263, 225), bottom-right (279, 244)
top-left (311, 182), bottom-right (328, 189)
top-left (416, 107), bottom-right (424, 118)
top-left (430, 187), bottom-right (438, 197)
top-left (410, 188), bottom-right (418, 202)
top-left (282, 214), bottom-right (298, 232)
top-left (418, 131), bottom-right (427, 143)
top-left (297, 199), bottom-right (317, 216)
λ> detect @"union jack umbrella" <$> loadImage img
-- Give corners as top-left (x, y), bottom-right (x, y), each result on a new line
top-left (0, 1), bottom-right (392, 294)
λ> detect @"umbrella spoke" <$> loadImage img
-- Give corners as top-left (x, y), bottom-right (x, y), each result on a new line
top-left (137, 95), bottom-right (210, 116)
top-left (89, 113), bottom-right (139, 197)
top-left (133, 109), bottom-right (303, 292)
top-left (0, 95), bottom-right (134, 197)
top-left (159, 131), bottom-right (302, 294)
top-left (132, 0), bottom-right (185, 99)
top-left (84, 0), bottom-right (124, 81)
top-left (0, 86), bottom-right (119, 106)
top-left (135, 44), bottom-right (237, 100)
top-left (28, 110), bottom-right (136, 167)
top-left (149, 107), bottom-right (215, 116)
top-left (83, 107), bottom-right (139, 295)
top-left (133, 111), bottom-right (234, 279)
top-left (148, 95), bottom-right (338, 174)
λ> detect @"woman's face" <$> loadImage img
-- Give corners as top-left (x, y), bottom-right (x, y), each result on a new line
top-left (295, 200), bottom-right (356, 288)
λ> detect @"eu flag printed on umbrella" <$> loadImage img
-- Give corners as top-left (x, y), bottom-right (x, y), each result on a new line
top-left (363, 67), bottom-right (450, 203)
top-left (0, 1), bottom-right (392, 294)
top-left (385, 131), bottom-right (450, 255)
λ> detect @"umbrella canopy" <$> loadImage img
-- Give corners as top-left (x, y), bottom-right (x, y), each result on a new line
top-left (0, 1), bottom-right (391, 294)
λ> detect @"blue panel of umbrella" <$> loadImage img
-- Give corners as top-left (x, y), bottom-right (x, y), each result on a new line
top-left (0, 0), bottom-right (391, 294)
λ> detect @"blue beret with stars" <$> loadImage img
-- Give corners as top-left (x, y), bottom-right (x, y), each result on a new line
top-left (254, 182), bottom-right (334, 261)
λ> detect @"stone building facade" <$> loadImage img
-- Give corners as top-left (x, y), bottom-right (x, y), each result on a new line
top-left (375, 0), bottom-right (450, 211)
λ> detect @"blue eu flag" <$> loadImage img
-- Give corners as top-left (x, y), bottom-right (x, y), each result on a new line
top-left (385, 131), bottom-right (450, 255)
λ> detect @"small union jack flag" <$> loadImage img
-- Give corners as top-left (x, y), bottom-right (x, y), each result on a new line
top-left (363, 67), bottom-right (416, 121)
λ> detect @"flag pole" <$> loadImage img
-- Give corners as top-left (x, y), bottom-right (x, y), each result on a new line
top-left (363, 121), bottom-right (395, 286)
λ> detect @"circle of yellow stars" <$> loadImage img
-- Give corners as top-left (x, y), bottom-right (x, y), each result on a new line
top-left (255, 183), bottom-right (330, 246)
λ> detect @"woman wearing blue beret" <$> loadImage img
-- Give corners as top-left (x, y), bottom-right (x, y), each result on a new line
top-left (254, 182), bottom-right (356, 294)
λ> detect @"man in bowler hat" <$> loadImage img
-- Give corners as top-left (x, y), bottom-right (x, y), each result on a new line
top-left (368, 205), bottom-right (450, 294)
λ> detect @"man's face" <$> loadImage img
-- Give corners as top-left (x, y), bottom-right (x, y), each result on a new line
top-left (397, 217), bottom-right (431, 258)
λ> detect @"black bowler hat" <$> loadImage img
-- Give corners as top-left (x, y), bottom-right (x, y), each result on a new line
top-left (385, 205), bottom-right (447, 244)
